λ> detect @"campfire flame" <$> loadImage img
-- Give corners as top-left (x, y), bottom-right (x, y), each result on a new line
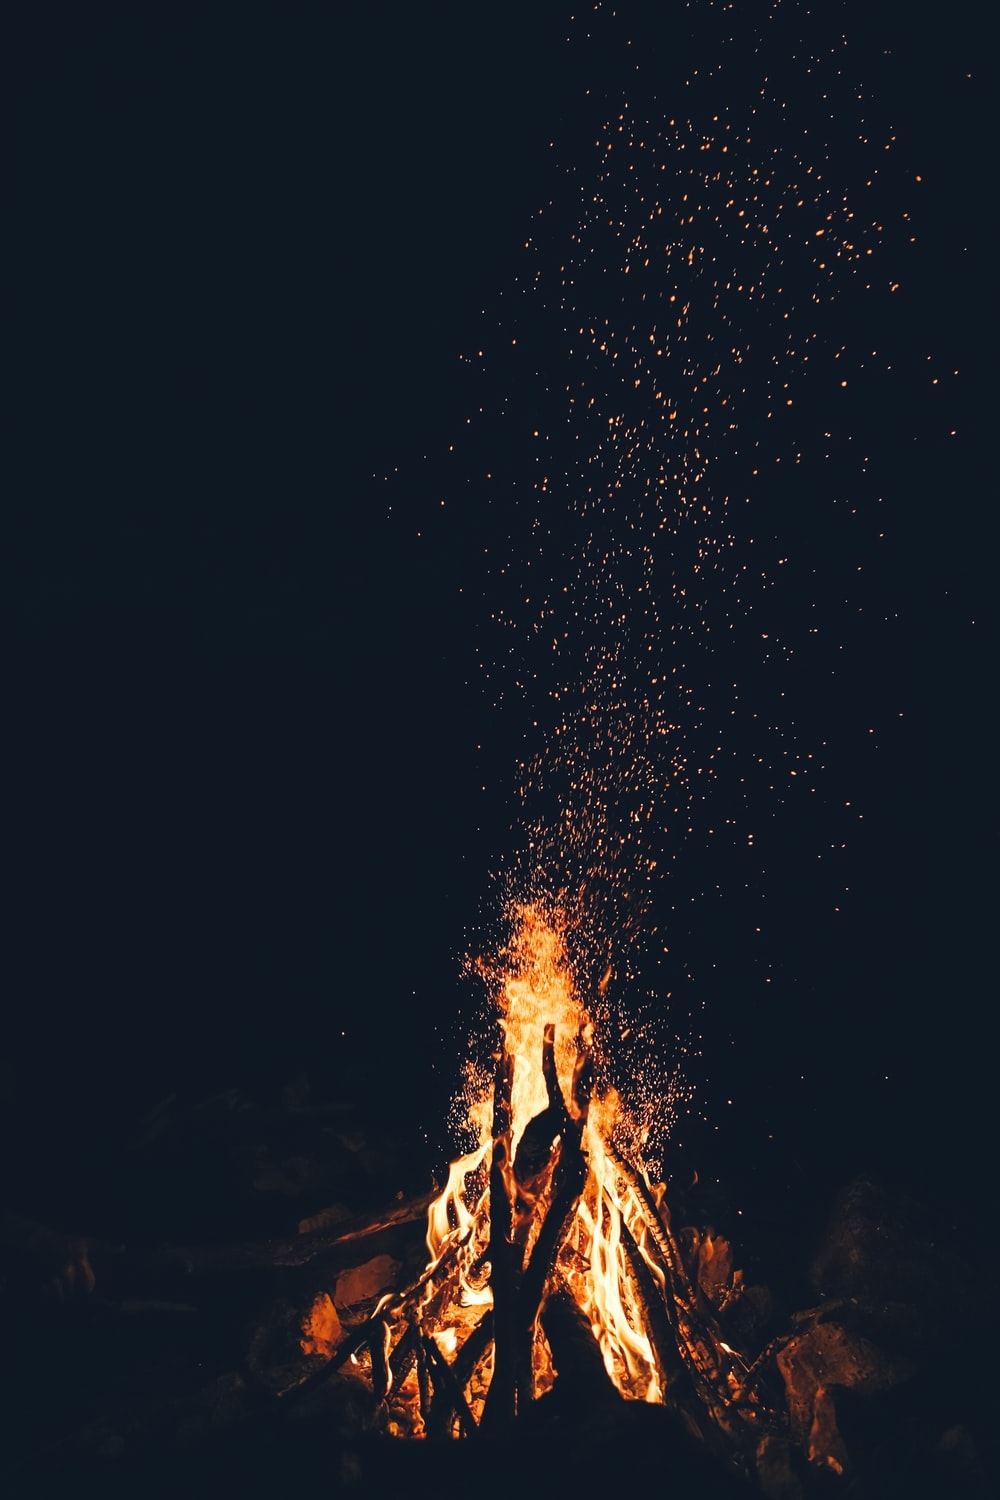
top-left (299, 899), bottom-right (781, 1453)
top-left (417, 900), bottom-right (666, 1410)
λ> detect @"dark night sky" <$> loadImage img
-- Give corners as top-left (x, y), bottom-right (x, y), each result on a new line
top-left (7, 3), bottom-right (990, 1206)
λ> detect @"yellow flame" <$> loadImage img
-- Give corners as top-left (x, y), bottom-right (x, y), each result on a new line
top-left (340, 898), bottom-right (685, 1429)
top-left (435, 901), bottom-right (665, 1401)
top-left (496, 901), bottom-right (586, 1151)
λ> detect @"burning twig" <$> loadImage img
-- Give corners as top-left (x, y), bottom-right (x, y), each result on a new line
top-left (603, 1143), bottom-right (693, 1310)
top-left (421, 1335), bottom-right (480, 1440)
top-left (415, 1336), bottom-right (432, 1429)
top-left (141, 1190), bottom-right (438, 1280)
top-left (388, 1321), bottom-right (418, 1390)
top-left (481, 1050), bottom-right (516, 1432)
top-left (616, 1211), bottom-right (683, 1388)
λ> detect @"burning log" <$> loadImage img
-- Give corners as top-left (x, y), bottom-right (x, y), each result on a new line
top-left (425, 1311), bottom-right (493, 1438)
top-left (516, 1099), bottom-right (587, 1356)
top-left (172, 1189), bottom-right (437, 1275)
top-left (511, 1023), bottom-right (569, 1228)
top-left (616, 1212), bottom-right (685, 1388)
top-left (774, 1314), bottom-right (913, 1475)
top-left (603, 1141), bottom-right (761, 1446)
top-left (481, 1050), bottom-right (516, 1432)
top-left (420, 1335), bottom-right (480, 1440)
top-left (541, 1286), bottom-right (620, 1412)
top-left (415, 1335), bottom-right (432, 1429)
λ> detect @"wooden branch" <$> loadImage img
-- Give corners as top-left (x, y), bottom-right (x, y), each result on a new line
top-left (279, 1304), bottom-right (392, 1401)
top-left (481, 1050), bottom-right (518, 1433)
top-left (518, 1125), bottom-right (587, 1355)
top-left (425, 1310), bottom-right (494, 1439)
top-left (283, 1222), bottom-right (479, 1406)
top-left (511, 1023), bottom-right (592, 1405)
top-left (603, 1145), bottom-right (752, 1449)
top-left (453, 1309), bottom-right (493, 1391)
top-left (603, 1144), bottom-right (694, 1311)
top-left (396, 1227), bottom-right (471, 1309)
top-left (160, 1190), bottom-right (437, 1277)
top-left (421, 1336), bottom-right (479, 1440)
top-left (388, 1322), bottom-right (417, 1392)
top-left (617, 1209), bottom-right (685, 1386)
top-left (370, 1316), bottom-right (392, 1404)
top-left (415, 1337), bottom-right (432, 1429)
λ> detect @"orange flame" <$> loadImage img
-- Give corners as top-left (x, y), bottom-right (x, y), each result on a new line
top-left (421, 899), bottom-right (666, 1403)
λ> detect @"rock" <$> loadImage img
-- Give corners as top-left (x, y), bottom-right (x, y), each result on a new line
top-left (755, 1433), bottom-right (803, 1500)
top-left (776, 1316), bottom-right (913, 1473)
top-left (333, 1254), bottom-right (401, 1310)
top-left (296, 1201), bottom-right (353, 1235)
top-left (695, 1227), bottom-right (738, 1307)
top-left (300, 1291), bottom-right (343, 1357)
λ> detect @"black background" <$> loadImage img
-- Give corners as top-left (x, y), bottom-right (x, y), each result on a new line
top-left (6, 3), bottom-right (990, 1226)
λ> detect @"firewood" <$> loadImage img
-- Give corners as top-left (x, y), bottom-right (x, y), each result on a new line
top-left (415, 1335), bottom-right (432, 1427)
top-left (603, 1146), bottom-right (754, 1449)
top-left (604, 1144), bottom-right (694, 1311)
top-left (616, 1211), bottom-right (684, 1385)
top-left (396, 1228), bottom-right (471, 1307)
top-left (278, 1249), bottom-right (470, 1406)
top-left (540, 1286), bottom-right (620, 1410)
top-left (420, 1335), bottom-right (479, 1439)
top-left (616, 1212), bottom-right (747, 1453)
top-left (453, 1308), bottom-right (493, 1390)
top-left (369, 1315), bottom-right (392, 1403)
top-left (333, 1254), bottom-right (401, 1309)
top-left (481, 1051), bottom-right (517, 1432)
top-left (155, 1189), bottom-right (436, 1278)
top-left (518, 1120), bottom-right (586, 1329)
top-left (425, 1310), bottom-right (494, 1438)
top-left (511, 1024), bottom-right (572, 1251)
top-left (279, 1306), bottom-right (388, 1400)
top-left (387, 1321), bottom-right (417, 1391)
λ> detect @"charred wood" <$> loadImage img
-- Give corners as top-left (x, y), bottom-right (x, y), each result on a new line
top-left (481, 1051), bottom-right (518, 1433)
top-left (143, 1189), bottom-right (437, 1279)
top-left (415, 1336), bottom-right (432, 1429)
top-left (425, 1311), bottom-right (493, 1438)
top-left (541, 1287), bottom-right (620, 1412)
top-left (453, 1309), bottom-right (493, 1392)
top-left (421, 1336), bottom-right (479, 1440)
top-left (370, 1317), bottom-right (392, 1404)
top-left (518, 1124), bottom-right (586, 1331)
top-left (617, 1210), bottom-right (684, 1387)
top-left (604, 1143), bottom-right (694, 1312)
top-left (388, 1321), bottom-right (418, 1392)
top-left (512, 1025), bottom-right (567, 1193)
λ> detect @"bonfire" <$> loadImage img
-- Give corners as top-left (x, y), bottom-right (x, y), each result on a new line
top-left (299, 901), bottom-right (784, 1463)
